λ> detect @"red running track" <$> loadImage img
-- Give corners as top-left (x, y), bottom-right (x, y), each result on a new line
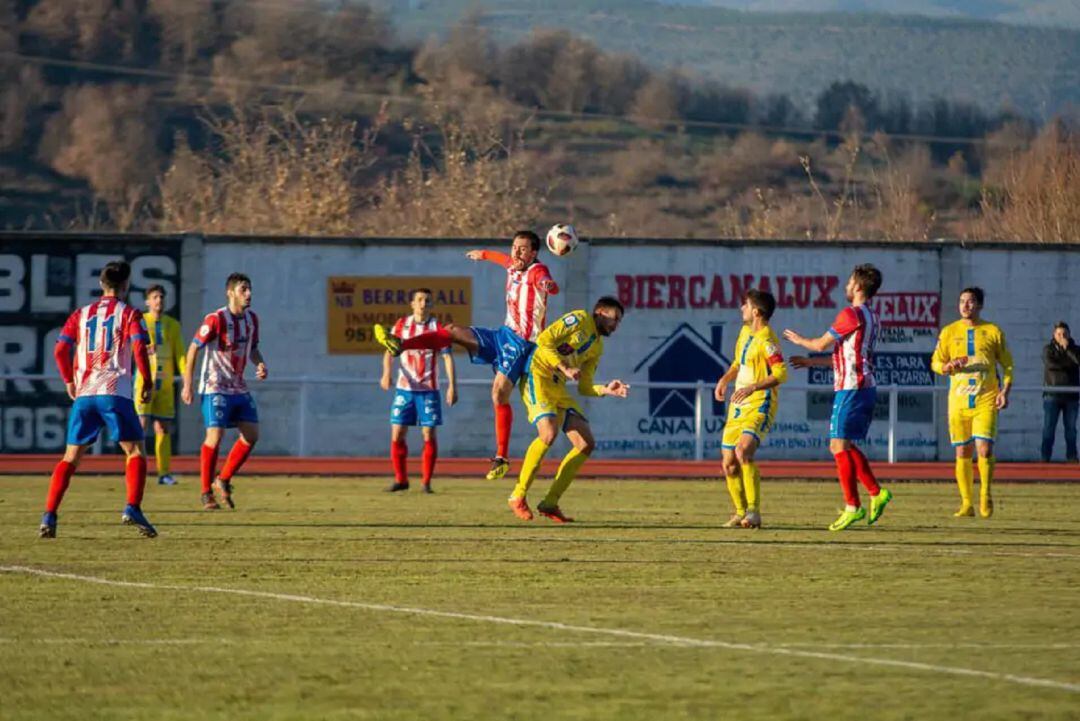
top-left (1, 455), bottom-right (1077, 482)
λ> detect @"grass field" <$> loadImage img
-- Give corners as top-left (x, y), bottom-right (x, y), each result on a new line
top-left (1, 475), bottom-right (1078, 720)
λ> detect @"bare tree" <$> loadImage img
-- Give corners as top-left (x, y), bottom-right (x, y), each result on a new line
top-left (38, 83), bottom-right (161, 226)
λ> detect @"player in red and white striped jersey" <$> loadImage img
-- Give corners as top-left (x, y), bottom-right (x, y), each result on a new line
top-left (379, 288), bottom-right (458, 493)
top-left (373, 230), bottom-right (559, 481)
top-left (181, 273), bottom-right (268, 511)
top-left (785, 264), bottom-right (894, 531)
top-left (40, 261), bottom-right (158, 538)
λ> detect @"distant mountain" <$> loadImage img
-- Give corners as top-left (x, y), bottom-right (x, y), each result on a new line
top-left (681, 2), bottom-right (1080, 29)
top-left (387, 0), bottom-right (1080, 118)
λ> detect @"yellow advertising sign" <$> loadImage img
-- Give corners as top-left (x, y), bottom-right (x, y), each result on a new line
top-left (327, 276), bottom-right (473, 354)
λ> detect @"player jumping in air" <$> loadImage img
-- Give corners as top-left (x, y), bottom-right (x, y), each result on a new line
top-left (931, 287), bottom-right (1013, 518)
top-left (373, 230), bottom-right (559, 481)
top-left (713, 290), bottom-right (788, 529)
top-left (380, 288), bottom-right (458, 493)
top-left (508, 297), bottom-right (630, 523)
top-left (784, 263), bottom-right (894, 532)
top-left (40, 260), bottom-right (157, 538)
top-left (134, 284), bottom-right (186, 486)
top-left (181, 273), bottom-right (267, 510)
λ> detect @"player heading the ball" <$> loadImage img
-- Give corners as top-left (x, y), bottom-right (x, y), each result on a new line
top-left (373, 230), bottom-right (559, 482)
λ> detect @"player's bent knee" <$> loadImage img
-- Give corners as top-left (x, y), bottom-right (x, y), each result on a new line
top-left (536, 427), bottom-right (558, 446)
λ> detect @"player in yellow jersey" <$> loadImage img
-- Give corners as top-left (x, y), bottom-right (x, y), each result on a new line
top-left (135, 284), bottom-right (187, 486)
top-left (508, 296), bottom-right (630, 522)
top-left (713, 290), bottom-right (788, 529)
top-left (931, 287), bottom-right (1014, 518)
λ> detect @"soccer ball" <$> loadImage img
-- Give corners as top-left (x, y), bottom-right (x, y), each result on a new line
top-left (545, 223), bottom-right (579, 256)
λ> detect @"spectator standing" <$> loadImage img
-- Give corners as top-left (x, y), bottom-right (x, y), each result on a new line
top-left (1042, 322), bottom-right (1080, 462)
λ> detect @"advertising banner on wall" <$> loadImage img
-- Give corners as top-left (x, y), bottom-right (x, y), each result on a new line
top-left (327, 276), bottom-right (473, 354)
top-left (586, 246), bottom-right (942, 460)
top-left (0, 237), bottom-right (181, 453)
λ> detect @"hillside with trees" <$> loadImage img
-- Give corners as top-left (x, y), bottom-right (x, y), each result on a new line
top-left (661, 1), bottom-right (1080, 29)
top-left (0, 0), bottom-right (1076, 242)
top-left (387, 0), bottom-right (1080, 118)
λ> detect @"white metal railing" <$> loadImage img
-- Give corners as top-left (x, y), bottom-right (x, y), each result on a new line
top-left (4, 372), bottom-right (1078, 462)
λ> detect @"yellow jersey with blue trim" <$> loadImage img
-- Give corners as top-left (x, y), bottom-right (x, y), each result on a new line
top-left (530, 309), bottom-right (606, 397)
top-left (137, 313), bottom-right (186, 392)
top-left (931, 319), bottom-right (1014, 400)
top-left (731, 324), bottom-right (788, 411)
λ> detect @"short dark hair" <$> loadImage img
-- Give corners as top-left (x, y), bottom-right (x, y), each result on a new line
top-left (409, 287), bottom-right (433, 302)
top-left (960, 287), bottom-right (985, 307)
top-left (99, 261), bottom-right (131, 291)
top-left (146, 284), bottom-right (166, 297)
top-left (851, 263), bottom-right (883, 298)
top-left (744, 289), bottom-right (777, 320)
top-left (594, 295), bottom-right (625, 316)
top-left (513, 230), bottom-right (541, 253)
top-left (1055, 321), bottom-right (1070, 333)
top-left (226, 272), bottom-right (251, 291)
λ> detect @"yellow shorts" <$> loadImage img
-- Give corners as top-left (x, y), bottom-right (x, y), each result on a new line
top-left (948, 393), bottom-right (998, 446)
top-left (721, 401), bottom-right (775, 449)
top-left (135, 380), bottom-right (177, 420)
top-left (520, 370), bottom-right (585, 427)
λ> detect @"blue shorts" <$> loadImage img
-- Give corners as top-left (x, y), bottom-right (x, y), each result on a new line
top-left (67, 396), bottom-right (144, 446)
top-left (468, 325), bottom-right (535, 383)
top-left (830, 388), bottom-right (877, 441)
top-left (390, 389), bottom-right (443, 427)
top-left (202, 393), bottom-right (259, 429)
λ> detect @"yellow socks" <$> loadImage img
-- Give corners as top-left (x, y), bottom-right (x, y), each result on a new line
top-left (977, 456), bottom-right (995, 518)
top-left (725, 473), bottom-right (746, 516)
top-left (954, 457), bottom-right (974, 515)
top-left (542, 447), bottom-right (589, 508)
top-left (155, 432), bottom-right (172, 476)
top-left (741, 461), bottom-right (761, 513)
top-left (511, 437), bottom-right (550, 500)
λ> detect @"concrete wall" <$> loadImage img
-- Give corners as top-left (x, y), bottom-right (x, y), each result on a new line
top-left (197, 238), bottom-right (1080, 462)
top-left (5, 232), bottom-right (1076, 461)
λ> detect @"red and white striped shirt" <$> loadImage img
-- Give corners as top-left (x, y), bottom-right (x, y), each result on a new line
top-left (504, 261), bottom-right (557, 342)
top-left (829, 305), bottom-right (879, 391)
top-left (56, 297), bottom-right (151, 399)
top-left (393, 316), bottom-right (447, 392)
top-left (193, 307), bottom-right (260, 395)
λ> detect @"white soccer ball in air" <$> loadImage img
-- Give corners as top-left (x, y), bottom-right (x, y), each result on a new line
top-left (546, 223), bottom-right (579, 257)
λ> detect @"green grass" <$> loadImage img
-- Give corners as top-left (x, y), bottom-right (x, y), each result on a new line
top-left (1, 476), bottom-right (1078, 720)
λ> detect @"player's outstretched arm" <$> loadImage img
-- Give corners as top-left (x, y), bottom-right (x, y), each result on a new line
top-left (783, 328), bottom-right (835, 353)
top-left (599, 380), bottom-right (630, 398)
top-left (465, 249), bottom-right (511, 266)
top-left (789, 355), bottom-right (832, 369)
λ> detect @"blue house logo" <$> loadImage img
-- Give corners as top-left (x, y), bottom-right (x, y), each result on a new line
top-left (634, 323), bottom-right (732, 420)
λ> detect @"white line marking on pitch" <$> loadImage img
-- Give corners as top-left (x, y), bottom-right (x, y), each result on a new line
top-left (432, 641), bottom-right (1080, 651)
top-left (771, 642), bottom-right (1080, 650)
top-left (0, 638), bottom-right (225, 645)
top-left (2, 565), bottom-right (1077, 694)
